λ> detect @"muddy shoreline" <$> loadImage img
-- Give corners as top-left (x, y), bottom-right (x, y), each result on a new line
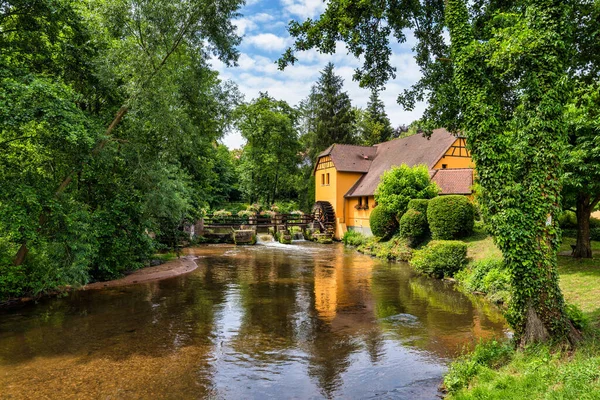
top-left (83, 256), bottom-right (199, 289)
top-left (0, 255), bottom-right (201, 309)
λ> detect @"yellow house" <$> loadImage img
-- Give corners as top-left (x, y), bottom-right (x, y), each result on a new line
top-left (314, 128), bottom-right (474, 239)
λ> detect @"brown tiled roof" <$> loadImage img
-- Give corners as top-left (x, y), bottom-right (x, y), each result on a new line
top-left (431, 169), bottom-right (474, 195)
top-left (345, 129), bottom-right (458, 197)
top-left (316, 144), bottom-right (376, 173)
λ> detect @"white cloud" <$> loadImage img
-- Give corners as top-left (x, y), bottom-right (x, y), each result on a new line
top-left (234, 18), bottom-right (257, 36)
top-left (281, 0), bottom-right (327, 19)
top-left (253, 12), bottom-right (276, 23)
top-left (245, 33), bottom-right (289, 52)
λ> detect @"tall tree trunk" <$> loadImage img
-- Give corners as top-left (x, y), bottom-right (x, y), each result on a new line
top-left (574, 193), bottom-right (593, 258)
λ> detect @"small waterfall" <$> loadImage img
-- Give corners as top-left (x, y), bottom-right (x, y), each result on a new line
top-left (256, 234), bottom-right (275, 244)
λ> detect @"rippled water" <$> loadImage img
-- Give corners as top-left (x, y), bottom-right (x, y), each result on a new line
top-left (0, 242), bottom-right (507, 399)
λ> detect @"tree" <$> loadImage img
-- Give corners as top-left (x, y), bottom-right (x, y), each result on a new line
top-left (562, 1), bottom-right (600, 258)
top-left (280, 0), bottom-right (583, 345)
top-left (302, 62), bottom-right (357, 161)
top-left (360, 90), bottom-right (393, 145)
top-left (374, 164), bottom-right (439, 218)
top-left (235, 93), bottom-right (301, 205)
top-left (0, 0), bottom-right (243, 299)
top-left (6, 0), bottom-right (244, 266)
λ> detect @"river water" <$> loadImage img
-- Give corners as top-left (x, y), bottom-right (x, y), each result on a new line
top-left (0, 242), bottom-right (507, 399)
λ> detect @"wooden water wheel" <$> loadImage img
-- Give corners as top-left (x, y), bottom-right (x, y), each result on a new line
top-left (312, 201), bottom-right (335, 233)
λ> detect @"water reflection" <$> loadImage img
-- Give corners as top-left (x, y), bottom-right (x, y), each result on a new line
top-left (0, 242), bottom-right (507, 399)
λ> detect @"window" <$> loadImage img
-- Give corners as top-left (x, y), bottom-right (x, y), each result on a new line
top-left (321, 174), bottom-right (325, 185)
top-left (326, 173), bottom-right (330, 185)
top-left (364, 196), bottom-right (369, 208)
top-left (358, 197), bottom-right (363, 206)
top-left (442, 164), bottom-right (448, 169)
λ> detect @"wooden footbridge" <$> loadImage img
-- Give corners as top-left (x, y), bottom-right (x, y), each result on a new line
top-left (201, 202), bottom-right (336, 233)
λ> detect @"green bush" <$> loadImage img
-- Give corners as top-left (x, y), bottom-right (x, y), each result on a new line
top-left (558, 211), bottom-right (578, 228)
top-left (444, 339), bottom-right (514, 394)
top-left (399, 209), bottom-right (428, 246)
top-left (562, 227), bottom-right (600, 241)
top-left (410, 240), bottom-right (467, 278)
top-left (342, 230), bottom-right (366, 247)
top-left (407, 198), bottom-right (429, 214)
top-left (369, 206), bottom-right (399, 239)
top-left (427, 195), bottom-right (475, 239)
top-left (455, 258), bottom-right (510, 304)
top-left (565, 303), bottom-right (589, 331)
top-left (374, 164), bottom-right (439, 218)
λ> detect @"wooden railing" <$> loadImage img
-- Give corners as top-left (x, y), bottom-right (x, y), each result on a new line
top-left (203, 214), bottom-right (314, 228)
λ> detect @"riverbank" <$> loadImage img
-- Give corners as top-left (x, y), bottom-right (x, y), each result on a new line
top-left (83, 256), bottom-right (199, 289)
top-left (343, 227), bottom-right (600, 398)
top-left (0, 252), bottom-right (201, 308)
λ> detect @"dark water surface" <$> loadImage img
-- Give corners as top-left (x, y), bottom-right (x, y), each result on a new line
top-left (0, 242), bottom-right (508, 399)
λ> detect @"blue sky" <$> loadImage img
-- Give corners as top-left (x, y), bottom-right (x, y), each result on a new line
top-left (213, 0), bottom-right (425, 149)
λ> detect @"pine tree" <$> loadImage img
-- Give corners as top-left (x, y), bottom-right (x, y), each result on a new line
top-left (361, 90), bottom-right (394, 145)
top-left (304, 62), bottom-right (357, 161)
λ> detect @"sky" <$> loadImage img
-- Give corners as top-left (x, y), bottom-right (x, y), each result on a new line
top-left (213, 0), bottom-right (426, 149)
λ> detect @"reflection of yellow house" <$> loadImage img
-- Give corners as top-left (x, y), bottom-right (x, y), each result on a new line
top-left (314, 129), bottom-right (475, 239)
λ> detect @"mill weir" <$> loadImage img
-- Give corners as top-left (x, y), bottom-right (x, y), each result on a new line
top-left (192, 212), bottom-right (334, 245)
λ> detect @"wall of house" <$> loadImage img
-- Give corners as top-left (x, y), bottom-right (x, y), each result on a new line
top-left (432, 138), bottom-right (475, 169)
top-left (315, 166), bottom-right (337, 212)
top-left (345, 195), bottom-right (375, 236)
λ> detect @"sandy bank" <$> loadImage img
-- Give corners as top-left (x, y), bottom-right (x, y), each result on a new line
top-left (84, 256), bottom-right (199, 290)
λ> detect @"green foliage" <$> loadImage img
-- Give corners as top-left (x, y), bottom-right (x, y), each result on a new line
top-left (407, 199), bottom-right (430, 214)
top-left (564, 303), bottom-right (589, 331)
top-left (446, 341), bottom-right (600, 399)
top-left (299, 63), bottom-right (357, 161)
top-left (562, 228), bottom-right (600, 242)
top-left (0, 0), bottom-right (244, 301)
top-left (374, 164), bottom-right (439, 218)
top-left (398, 209), bottom-right (428, 247)
top-left (357, 90), bottom-right (394, 146)
top-left (342, 231), bottom-right (366, 247)
top-left (410, 240), bottom-right (467, 278)
top-left (455, 259), bottom-right (510, 304)
top-left (427, 196), bottom-right (474, 240)
top-left (235, 93), bottom-right (301, 205)
top-left (369, 206), bottom-right (399, 239)
top-left (355, 234), bottom-right (412, 261)
top-left (444, 340), bottom-right (514, 394)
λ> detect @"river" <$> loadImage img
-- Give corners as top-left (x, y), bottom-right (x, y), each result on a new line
top-left (0, 242), bottom-right (507, 399)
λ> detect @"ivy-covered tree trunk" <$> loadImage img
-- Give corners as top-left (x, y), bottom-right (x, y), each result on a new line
top-left (447, 0), bottom-right (579, 345)
top-left (574, 193), bottom-right (597, 258)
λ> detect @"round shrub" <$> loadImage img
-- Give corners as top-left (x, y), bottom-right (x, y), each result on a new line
top-left (399, 209), bottom-right (428, 246)
top-left (374, 164), bottom-right (439, 218)
top-left (407, 199), bottom-right (429, 214)
top-left (369, 206), bottom-right (399, 239)
top-left (409, 240), bottom-right (468, 278)
top-left (427, 195), bottom-right (475, 239)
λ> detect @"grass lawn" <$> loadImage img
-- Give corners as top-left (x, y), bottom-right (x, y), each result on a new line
top-left (557, 238), bottom-right (600, 325)
top-left (446, 234), bottom-right (600, 399)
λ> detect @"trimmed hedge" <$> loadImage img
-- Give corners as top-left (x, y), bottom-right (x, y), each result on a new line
top-left (399, 209), bottom-right (428, 246)
top-left (427, 195), bottom-right (475, 239)
top-left (407, 199), bottom-right (429, 214)
top-left (410, 240), bottom-right (467, 278)
top-left (562, 227), bottom-right (600, 241)
top-left (370, 206), bottom-right (399, 239)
